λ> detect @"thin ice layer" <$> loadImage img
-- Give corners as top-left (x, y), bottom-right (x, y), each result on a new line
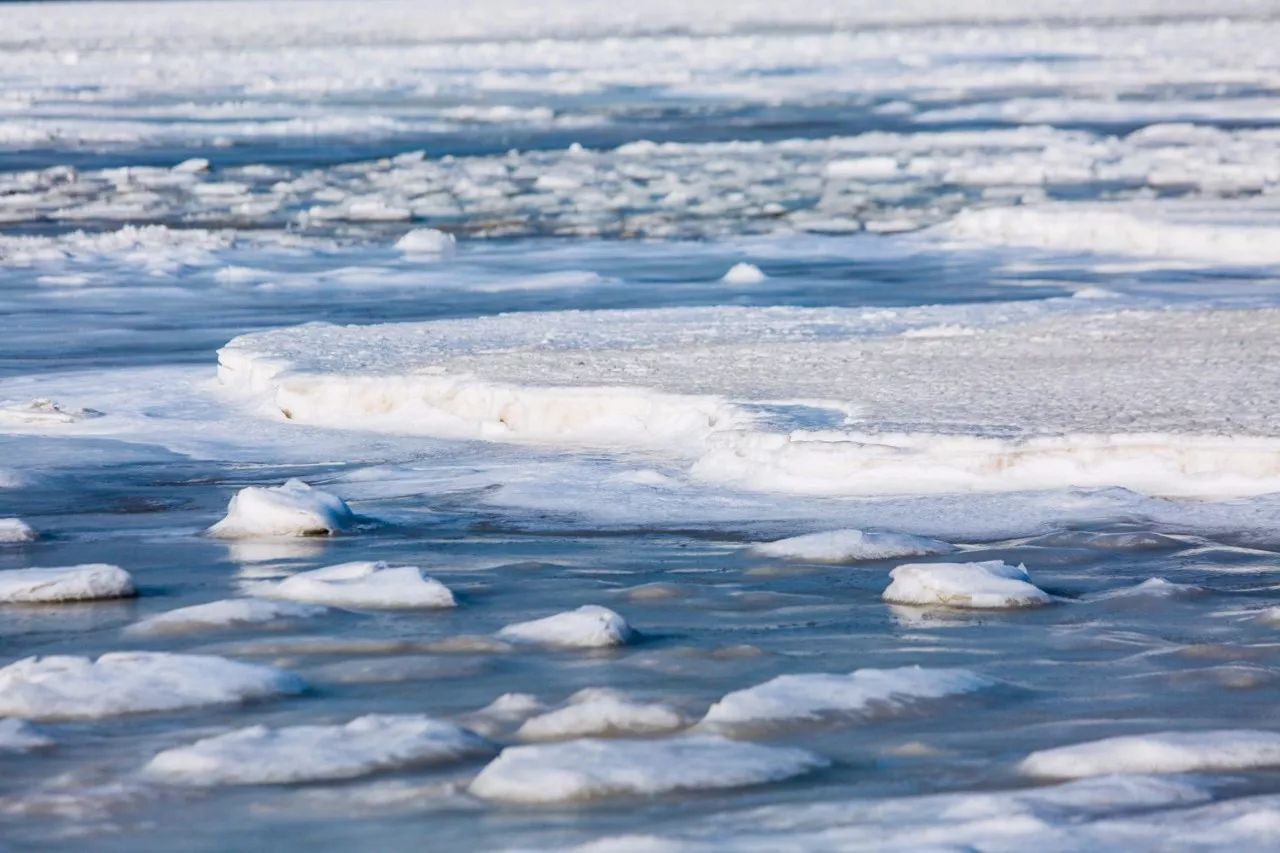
top-left (253, 562), bottom-right (455, 609)
top-left (1021, 730), bottom-right (1280, 779)
top-left (127, 598), bottom-right (327, 635)
top-left (468, 735), bottom-right (826, 803)
top-left (701, 666), bottom-right (993, 729)
top-left (751, 529), bottom-right (954, 562)
top-left (208, 479), bottom-right (356, 538)
top-left (883, 561), bottom-right (1051, 609)
top-left (0, 564), bottom-right (135, 604)
top-left (498, 605), bottom-right (633, 649)
top-left (144, 714), bottom-right (492, 785)
top-left (0, 652), bottom-right (305, 720)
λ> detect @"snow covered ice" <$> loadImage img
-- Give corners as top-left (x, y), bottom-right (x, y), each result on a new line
top-left (751, 529), bottom-right (955, 563)
top-left (1020, 730), bottom-right (1280, 779)
top-left (0, 518), bottom-right (37, 543)
top-left (883, 561), bottom-right (1052, 609)
top-left (126, 598), bottom-right (327, 635)
top-left (208, 479), bottom-right (356, 538)
top-left (251, 562), bottom-right (456, 610)
top-left (516, 689), bottom-right (688, 741)
top-left (497, 605), bottom-right (634, 649)
top-left (0, 564), bottom-right (135, 604)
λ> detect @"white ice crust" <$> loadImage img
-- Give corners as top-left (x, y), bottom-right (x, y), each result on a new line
top-left (208, 479), bottom-right (356, 538)
top-left (751, 529), bottom-right (954, 563)
top-left (127, 598), bottom-right (327, 635)
top-left (1021, 730), bottom-right (1280, 779)
top-left (395, 228), bottom-right (456, 255)
top-left (253, 561), bottom-right (456, 609)
top-left (144, 714), bottom-right (491, 785)
top-left (517, 689), bottom-right (687, 741)
top-left (0, 652), bottom-right (305, 720)
top-left (0, 718), bottom-right (53, 752)
top-left (701, 666), bottom-right (993, 729)
top-left (883, 561), bottom-right (1051, 609)
top-left (721, 262), bottom-right (766, 284)
top-left (0, 518), bottom-right (37, 543)
top-left (0, 563), bottom-right (135, 604)
top-left (468, 735), bottom-right (826, 803)
top-left (497, 605), bottom-right (633, 648)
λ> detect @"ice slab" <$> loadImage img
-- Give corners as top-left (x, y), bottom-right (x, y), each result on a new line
top-left (0, 518), bottom-right (37, 543)
top-left (1021, 730), bottom-right (1280, 779)
top-left (127, 598), bottom-right (326, 635)
top-left (0, 652), bottom-right (305, 720)
top-left (701, 666), bottom-right (993, 730)
top-left (721, 262), bottom-right (765, 284)
top-left (751, 529), bottom-right (954, 563)
top-left (208, 479), bottom-right (356, 537)
top-left (498, 605), bottom-right (633, 649)
top-left (883, 561), bottom-right (1050, 609)
top-left (0, 564), bottom-right (135, 604)
top-left (252, 562), bottom-right (455, 610)
top-left (517, 689), bottom-right (687, 741)
top-left (0, 718), bottom-right (53, 752)
top-left (395, 228), bottom-right (456, 255)
top-left (144, 714), bottom-right (492, 785)
top-left (469, 735), bottom-right (825, 803)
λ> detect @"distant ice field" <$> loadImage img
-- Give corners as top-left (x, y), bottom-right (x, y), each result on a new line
top-left (4, 0), bottom-right (1280, 849)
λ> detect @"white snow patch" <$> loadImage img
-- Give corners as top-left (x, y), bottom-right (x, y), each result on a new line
top-left (469, 735), bottom-right (825, 803)
top-left (0, 564), bottom-right (135, 604)
top-left (0, 518), bottom-right (37, 543)
top-left (208, 479), bottom-right (356, 538)
top-left (825, 156), bottom-right (898, 180)
top-left (126, 598), bottom-right (326, 635)
top-left (883, 560), bottom-right (1050, 609)
top-left (751, 529), bottom-right (954, 563)
top-left (395, 228), bottom-right (456, 255)
top-left (144, 714), bottom-right (492, 785)
top-left (721, 262), bottom-right (766, 284)
top-left (0, 399), bottom-right (102, 425)
top-left (0, 718), bottom-right (53, 752)
top-left (1021, 730), bottom-right (1280, 779)
top-left (0, 652), bottom-right (305, 720)
top-left (701, 666), bottom-right (993, 730)
top-left (517, 688), bottom-right (687, 741)
top-left (252, 561), bottom-right (455, 609)
top-left (498, 605), bottom-right (633, 649)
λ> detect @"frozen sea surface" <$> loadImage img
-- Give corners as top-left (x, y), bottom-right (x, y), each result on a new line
top-left (4, 0), bottom-right (1280, 849)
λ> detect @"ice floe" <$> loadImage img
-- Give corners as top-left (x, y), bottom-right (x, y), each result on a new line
top-left (0, 652), bottom-right (305, 720)
top-left (497, 605), bottom-right (633, 649)
top-left (126, 598), bottom-right (326, 635)
top-left (1021, 730), bottom-right (1280, 779)
top-left (208, 479), bottom-right (356, 537)
top-left (468, 735), bottom-right (825, 803)
top-left (721, 262), bottom-right (765, 284)
top-left (0, 563), bottom-right (135, 604)
top-left (0, 517), bottom-right (37, 543)
top-left (701, 666), bottom-right (993, 730)
top-left (252, 562), bottom-right (456, 609)
top-left (394, 228), bottom-right (456, 255)
top-left (751, 529), bottom-right (954, 563)
top-left (0, 718), bottom-right (53, 752)
top-left (144, 714), bottom-right (492, 785)
top-left (517, 689), bottom-right (687, 741)
top-left (883, 561), bottom-right (1050, 609)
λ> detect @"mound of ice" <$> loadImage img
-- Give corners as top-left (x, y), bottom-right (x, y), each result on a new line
top-left (0, 718), bottom-right (53, 752)
top-left (751, 529), bottom-right (954, 563)
top-left (1021, 730), bottom-right (1280, 779)
top-left (517, 689), bottom-right (687, 741)
top-left (702, 666), bottom-right (993, 730)
top-left (0, 518), bottom-right (37, 543)
top-left (0, 564), bottom-right (135, 604)
top-left (254, 562), bottom-right (455, 609)
top-left (127, 598), bottom-right (326, 635)
top-left (208, 479), bottom-right (356, 538)
top-left (1090, 577), bottom-right (1202, 601)
top-left (721, 262), bottom-right (766, 284)
top-left (498, 605), bottom-right (633, 649)
top-left (469, 735), bottom-right (825, 803)
top-left (395, 228), bottom-right (456, 255)
top-left (0, 652), bottom-right (305, 720)
top-left (144, 715), bottom-right (491, 785)
top-left (883, 561), bottom-right (1050, 609)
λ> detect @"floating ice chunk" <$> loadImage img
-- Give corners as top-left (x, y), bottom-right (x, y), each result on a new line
top-left (498, 605), bottom-right (633, 649)
top-left (1021, 730), bottom-right (1280, 779)
top-left (0, 564), bottom-right (135, 604)
top-left (517, 688), bottom-right (687, 741)
top-left (0, 398), bottom-right (103, 425)
top-left (395, 228), bottom-right (456, 255)
top-left (883, 560), bottom-right (1050, 609)
top-left (0, 652), bottom-right (304, 720)
top-left (462, 692), bottom-right (548, 736)
top-left (144, 715), bottom-right (492, 786)
top-left (1090, 577), bottom-right (1202, 601)
top-left (721, 262), bottom-right (766, 284)
top-left (701, 666), bottom-right (993, 730)
top-left (254, 562), bottom-right (455, 609)
top-left (126, 598), bottom-right (326, 635)
top-left (469, 735), bottom-right (825, 803)
top-left (825, 157), bottom-right (898, 180)
top-left (751, 529), bottom-right (954, 563)
top-left (0, 718), bottom-right (53, 752)
top-left (208, 479), bottom-right (356, 538)
top-left (0, 518), bottom-right (37, 543)
top-left (171, 157), bottom-right (209, 173)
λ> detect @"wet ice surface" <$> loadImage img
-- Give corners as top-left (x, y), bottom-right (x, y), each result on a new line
top-left (4, 0), bottom-right (1280, 849)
